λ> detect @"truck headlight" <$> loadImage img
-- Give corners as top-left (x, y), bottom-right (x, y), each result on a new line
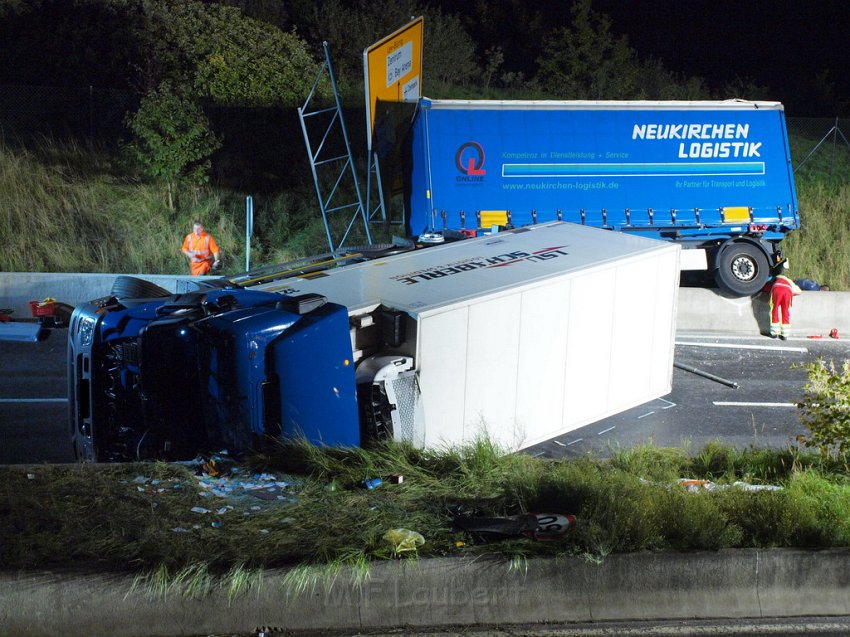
top-left (78, 316), bottom-right (96, 347)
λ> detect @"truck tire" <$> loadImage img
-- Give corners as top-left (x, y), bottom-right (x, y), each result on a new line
top-left (110, 276), bottom-right (171, 300)
top-left (714, 242), bottom-right (769, 297)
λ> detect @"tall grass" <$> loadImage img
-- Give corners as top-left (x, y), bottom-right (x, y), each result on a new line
top-left (5, 440), bottom-right (850, 582)
top-left (784, 180), bottom-right (850, 289)
top-left (0, 138), bottom-right (332, 274)
top-left (785, 129), bottom-right (850, 289)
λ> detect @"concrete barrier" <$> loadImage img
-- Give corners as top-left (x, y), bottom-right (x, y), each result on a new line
top-left (3, 550), bottom-right (850, 636)
top-left (676, 287), bottom-right (850, 337)
top-left (0, 272), bottom-right (212, 318)
top-left (2, 272), bottom-right (849, 336)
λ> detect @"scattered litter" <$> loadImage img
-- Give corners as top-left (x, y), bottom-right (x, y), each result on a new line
top-left (259, 529), bottom-right (270, 534)
top-left (678, 479), bottom-right (711, 490)
top-left (211, 521), bottom-right (222, 528)
top-left (26, 473), bottom-right (35, 480)
top-left (250, 506), bottom-right (262, 511)
top-left (361, 478), bottom-right (382, 490)
top-left (194, 471), bottom-right (294, 506)
top-left (132, 476), bottom-right (149, 484)
top-left (389, 474), bottom-right (404, 484)
top-left (136, 486), bottom-right (146, 492)
top-left (172, 527), bottom-right (190, 533)
top-left (216, 506), bottom-right (233, 515)
top-left (677, 478), bottom-right (782, 492)
top-left (191, 507), bottom-right (211, 514)
top-left (383, 528), bottom-right (425, 555)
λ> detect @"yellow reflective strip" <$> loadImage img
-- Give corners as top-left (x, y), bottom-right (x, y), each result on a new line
top-left (479, 210), bottom-right (508, 227)
top-left (723, 206), bottom-right (750, 223)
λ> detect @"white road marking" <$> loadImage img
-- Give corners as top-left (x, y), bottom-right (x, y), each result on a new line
top-left (676, 341), bottom-right (807, 353)
top-left (597, 426), bottom-right (616, 435)
top-left (552, 440), bottom-right (567, 447)
top-left (567, 438), bottom-right (583, 446)
top-left (659, 398), bottom-right (677, 409)
top-left (713, 401), bottom-right (797, 408)
top-left (637, 411), bottom-right (655, 419)
top-left (0, 398), bottom-right (67, 403)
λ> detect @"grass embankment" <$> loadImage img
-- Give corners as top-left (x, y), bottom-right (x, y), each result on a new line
top-left (784, 128), bottom-right (850, 288)
top-left (2, 132), bottom-right (850, 287)
top-left (4, 440), bottom-right (850, 588)
top-left (0, 138), bottom-right (337, 274)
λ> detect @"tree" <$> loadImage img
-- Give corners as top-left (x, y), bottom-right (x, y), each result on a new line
top-left (125, 83), bottom-right (222, 209)
top-left (112, 0), bottom-right (323, 203)
top-left (286, 0), bottom-right (480, 96)
top-left (535, 0), bottom-right (639, 99)
top-left (125, 0), bottom-right (321, 106)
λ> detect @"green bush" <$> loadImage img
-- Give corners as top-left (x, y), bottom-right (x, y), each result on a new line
top-left (796, 359), bottom-right (850, 455)
top-left (125, 84), bottom-right (222, 210)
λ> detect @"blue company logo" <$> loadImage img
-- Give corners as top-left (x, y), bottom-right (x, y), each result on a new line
top-left (455, 141), bottom-right (486, 182)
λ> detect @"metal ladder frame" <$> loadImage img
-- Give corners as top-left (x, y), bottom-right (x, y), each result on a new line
top-left (298, 42), bottom-right (371, 253)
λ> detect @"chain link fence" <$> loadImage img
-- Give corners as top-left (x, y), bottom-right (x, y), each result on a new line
top-left (0, 84), bottom-right (136, 143)
top-left (786, 117), bottom-right (850, 185)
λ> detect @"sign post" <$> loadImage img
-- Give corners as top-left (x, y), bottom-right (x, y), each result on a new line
top-left (363, 17), bottom-right (424, 228)
top-left (363, 16), bottom-right (424, 152)
top-left (245, 195), bottom-right (253, 272)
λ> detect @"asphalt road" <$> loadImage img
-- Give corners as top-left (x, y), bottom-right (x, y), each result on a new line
top-left (529, 332), bottom-right (849, 459)
top-left (0, 337), bottom-right (72, 464)
top-left (1, 332), bottom-right (848, 465)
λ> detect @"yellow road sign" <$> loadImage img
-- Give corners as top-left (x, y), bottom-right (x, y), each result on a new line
top-left (363, 16), bottom-right (423, 150)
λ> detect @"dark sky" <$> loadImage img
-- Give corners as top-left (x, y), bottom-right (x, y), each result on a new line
top-left (594, 0), bottom-right (849, 113)
top-left (444, 0), bottom-right (849, 115)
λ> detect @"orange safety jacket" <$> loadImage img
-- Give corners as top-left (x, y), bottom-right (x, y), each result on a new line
top-left (182, 232), bottom-right (219, 276)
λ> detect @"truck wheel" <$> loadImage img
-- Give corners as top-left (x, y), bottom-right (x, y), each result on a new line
top-left (714, 243), bottom-right (769, 296)
top-left (110, 276), bottom-right (171, 300)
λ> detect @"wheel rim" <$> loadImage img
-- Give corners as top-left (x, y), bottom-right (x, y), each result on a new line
top-left (730, 255), bottom-right (757, 282)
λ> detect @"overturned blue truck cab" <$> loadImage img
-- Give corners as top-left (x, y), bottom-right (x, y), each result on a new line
top-left (68, 283), bottom-right (361, 462)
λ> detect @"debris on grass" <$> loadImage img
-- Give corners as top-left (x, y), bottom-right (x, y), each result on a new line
top-left (677, 478), bottom-right (782, 492)
top-left (382, 528), bottom-right (425, 555)
top-left (3, 440), bottom-right (850, 577)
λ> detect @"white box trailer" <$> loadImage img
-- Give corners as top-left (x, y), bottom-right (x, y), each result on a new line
top-left (254, 221), bottom-right (680, 450)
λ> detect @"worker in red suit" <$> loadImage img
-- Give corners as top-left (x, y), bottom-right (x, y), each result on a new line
top-left (182, 221), bottom-right (221, 276)
top-left (767, 262), bottom-right (802, 340)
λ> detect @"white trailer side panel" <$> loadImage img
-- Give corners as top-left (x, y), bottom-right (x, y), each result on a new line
top-left (415, 245), bottom-right (679, 450)
top-left (515, 279), bottom-right (572, 446)
top-left (256, 222), bottom-right (679, 450)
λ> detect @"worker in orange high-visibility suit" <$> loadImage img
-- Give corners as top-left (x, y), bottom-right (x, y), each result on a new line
top-left (182, 222), bottom-right (221, 276)
top-left (768, 266), bottom-right (802, 340)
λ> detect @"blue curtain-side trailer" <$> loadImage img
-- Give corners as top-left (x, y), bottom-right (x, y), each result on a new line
top-left (405, 99), bottom-right (799, 296)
